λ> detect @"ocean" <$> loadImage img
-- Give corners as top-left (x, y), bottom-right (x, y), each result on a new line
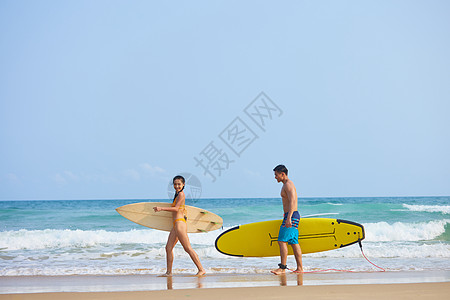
top-left (0, 197), bottom-right (449, 277)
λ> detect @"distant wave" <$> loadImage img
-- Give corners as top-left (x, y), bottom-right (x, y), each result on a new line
top-left (1, 220), bottom-right (448, 251)
top-left (403, 204), bottom-right (450, 214)
top-left (363, 220), bottom-right (449, 242)
top-left (0, 228), bottom-right (222, 251)
top-left (1, 224), bottom-right (449, 277)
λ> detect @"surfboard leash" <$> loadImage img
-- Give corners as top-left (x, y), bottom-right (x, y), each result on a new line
top-left (357, 238), bottom-right (385, 272)
top-left (286, 238), bottom-right (385, 274)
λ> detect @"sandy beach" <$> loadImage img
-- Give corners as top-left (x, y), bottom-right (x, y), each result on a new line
top-left (0, 282), bottom-right (448, 300)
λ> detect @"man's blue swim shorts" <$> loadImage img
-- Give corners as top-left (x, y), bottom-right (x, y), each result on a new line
top-left (277, 211), bottom-right (300, 245)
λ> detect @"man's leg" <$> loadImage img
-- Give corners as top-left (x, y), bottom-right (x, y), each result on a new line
top-left (271, 241), bottom-right (288, 275)
top-left (291, 243), bottom-right (303, 272)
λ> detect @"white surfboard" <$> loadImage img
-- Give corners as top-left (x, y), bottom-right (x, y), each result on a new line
top-left (116, 202), bottom-right (223, 233)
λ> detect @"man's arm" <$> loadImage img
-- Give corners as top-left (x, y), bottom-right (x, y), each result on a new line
top-left (284, 183), bottom-right (296, 227)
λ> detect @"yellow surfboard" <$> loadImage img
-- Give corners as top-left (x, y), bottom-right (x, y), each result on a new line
top-left (215, 218), bottom-right (365, 257)
top-left (116, 202), bottom-right (223, 233)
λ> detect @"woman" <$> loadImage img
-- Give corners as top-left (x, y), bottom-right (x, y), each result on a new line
top-left (153, 175), bottom-right (206, 276)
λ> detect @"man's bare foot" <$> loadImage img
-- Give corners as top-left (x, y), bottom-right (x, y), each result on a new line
top-left (292, 268), bottom-right (303, 273)
top-left (195, 269), bottom-right (206, 276)
top-left (158, 272), bottom-right (172, 277)
top-left (271, 268), bottom-right (286, 275)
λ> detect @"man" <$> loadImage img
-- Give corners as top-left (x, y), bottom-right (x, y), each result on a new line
top-left (271, 164), bottom-right (303, 275)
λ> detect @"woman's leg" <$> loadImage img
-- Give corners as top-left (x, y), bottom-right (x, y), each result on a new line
top-left (163, 228), bottom-right (178, 276)
top-left (174, 221), bottom-right (205, 276)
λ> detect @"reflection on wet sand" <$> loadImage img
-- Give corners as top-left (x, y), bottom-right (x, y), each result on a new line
top-left (166, 275), bottom-right (173, 290)
top-left (162, 271), bottom-right (302, 290)
top-left (165, 275), bottom-right (204, 290)
top-left (278, 272), bottom-right (303, 286)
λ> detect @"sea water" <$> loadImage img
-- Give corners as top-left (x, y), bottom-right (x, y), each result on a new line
top-left (0, 197), bottom-right (449, 276)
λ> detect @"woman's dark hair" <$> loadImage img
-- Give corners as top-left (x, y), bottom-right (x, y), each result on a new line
top-left (173, 175), bottom-right (185, 184)
top-left (273, 164), bottom-right (288, 175)
top-left (172, 175), bottom-right (185, 200)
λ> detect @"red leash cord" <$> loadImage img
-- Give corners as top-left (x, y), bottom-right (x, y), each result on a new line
top-left (288, 240), bottom-right (385, 273)
top-left (359, 243), bottom-right (385, 272)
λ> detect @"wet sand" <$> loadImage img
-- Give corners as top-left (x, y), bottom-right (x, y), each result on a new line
top-left (0, 282), bottom-right (449, 300)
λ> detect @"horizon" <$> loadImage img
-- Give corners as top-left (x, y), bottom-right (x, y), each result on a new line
top-left (1, 195), bottom-right (448, 202)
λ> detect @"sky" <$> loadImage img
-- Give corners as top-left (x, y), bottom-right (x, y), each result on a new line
top-left (1, 0), bottom-right (449, 200)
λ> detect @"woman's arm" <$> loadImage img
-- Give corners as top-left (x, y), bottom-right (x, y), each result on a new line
top-left (153, 193), bottom-right (185, 212)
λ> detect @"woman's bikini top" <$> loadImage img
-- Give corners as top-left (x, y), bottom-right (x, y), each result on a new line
top-left (172, 187), bottom-right (187, 216)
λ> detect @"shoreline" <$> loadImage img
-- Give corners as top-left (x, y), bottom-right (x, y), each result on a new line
top-left (1, 270), bottom-right (449, 294)
top-left (0, 282), bottom-right (449, 300)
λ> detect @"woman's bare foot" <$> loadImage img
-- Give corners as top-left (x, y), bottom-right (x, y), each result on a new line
top-left (158, 272), bottom-right (172, 277)
top-left (271, 268), bottom-right (286, 275)
top-left (195, 269), bottom-right (206, 276)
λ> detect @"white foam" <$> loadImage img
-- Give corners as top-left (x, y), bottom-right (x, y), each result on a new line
top-left (308, 242), bottom-right (450, 259)
top-left (0, 228), bottom-right (225, 251)
top-left (1, 222), bottom-right (449, 277)
top-left (1, 221), bottom-right (447, 252)
top-left (363, 220), bottom-right (449, 242)
top-left (403, 204), bottom-right (450, 214)
top-left (2, 247), bottom-right (449, 276)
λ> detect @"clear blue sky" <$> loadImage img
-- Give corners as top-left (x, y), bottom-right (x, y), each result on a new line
top-left (1, 1), bottom-right (449, 200)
